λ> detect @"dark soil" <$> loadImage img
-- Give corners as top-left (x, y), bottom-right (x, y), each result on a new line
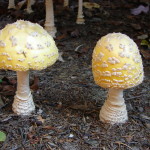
top-left (0, 0), bottom-right (150, 150)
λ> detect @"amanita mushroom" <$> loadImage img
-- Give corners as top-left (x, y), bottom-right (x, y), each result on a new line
top-left (92, 33), bottom-right (144, 124)
top-left (0, 20), bottom-right (59, 115)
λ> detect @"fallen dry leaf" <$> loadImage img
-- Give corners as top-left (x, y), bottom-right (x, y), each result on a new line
top-left (140, 49), bottom-right (150, 59)
top-left (30, 76), bottom-right (39, 91)
top-left (36, 115), bottom-right (45, 124)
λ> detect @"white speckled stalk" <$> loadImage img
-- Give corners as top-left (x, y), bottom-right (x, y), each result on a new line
top-left (64, 0), bottom-right (69, 7)
top-left (100, 88), bottom-right (128, 124)
top-left (8, 0), bottom-right (16, 9)
top-left (76, 0), bottom-right (85, 24)
top-left (44, 0), bottom-right (56, 37)
top-left (26, 0), bottom-right (35, 14)
top-left (12, 71), bottom-right (35, 115)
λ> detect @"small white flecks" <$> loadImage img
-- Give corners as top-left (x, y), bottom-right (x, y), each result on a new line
top-left (116, 68), bottom-right (122, 71)
top-left (18, 58), bottom-right (25, 62)
top-left (37, 44), bottom-right (44, 49)
top-left (119, 44), bottom-right (125, 49)
top-left (100, 79), bottom-right (111, 83)
top-left (7, 57), bottom-right (12, 61)
top-left (1, 52), bottom-right (9, 56)
top-left (119, 52), bottom-right (125, 58)
top-left (105, 44), bottom-right (113, 51)
top-left (0, 40), bottom-right (6, 47)
top-left (6, 65), bottom-right (12, 68)
top-left (9, 36), bottom-right (17, 47)
top-left (42, 31), bottom-right (48, 36)
top-left (14, 22), bottom-right (25, 29)
top-left (102, 71), bottom-right (111, 76)
top-left (93, 52), bottom-right (104, 62)
top-left (113, 79), bottom-right (124, 83)
top-left (133, 57), bottom-right (140, 63)
top-left (112, 72), bottom-right (122, 76)
top-left (30, 32), bottom-right (38, 37)
top-left (33, 55), bottom-right (38, 59)
top-left (125, 78), bottom-right (129, 81)
top-left (128, 75), bottom-right (132, 79)
top-left (17, 50), bottom-right (26, 54)
top-left (45, 41), bottom-right (51, 47)
top-left (16, 64), bottom-right (21, 68)
top-left (101, 62), bottom-right (108, 68)
top-left (97, 41), bottom-right (102, 47)
top-left (26, 43), bottom-right (34, 49)
top-left (46, 52), bottom-right (57, 58)
top-left (126, 53), bottom-right (130, 58)
top-left (112, 68), bottom-right (116, 71)
top-left (108, 57), bottom-right (120, 64)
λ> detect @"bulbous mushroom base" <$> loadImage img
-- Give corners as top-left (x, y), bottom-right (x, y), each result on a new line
top-left (99, 88), bottom-right (128, 124)
top-left (100, 102), bottom-right (128, 124)
top-left (25, 8), bottom-right (34, 14)
top-left (76, 18), bottom-right (85, 24)
top-left (12, 93), bottom-right (35, 115)
top-left (45, 26), bottom-right (57, 38)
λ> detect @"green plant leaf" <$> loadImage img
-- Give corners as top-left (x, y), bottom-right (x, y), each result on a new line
top-left (0, 79), bottom-right (2, 83)
top-left (0, 131), bottom-right (6, 142)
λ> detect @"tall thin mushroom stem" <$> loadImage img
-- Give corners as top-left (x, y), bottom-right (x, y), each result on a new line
top-left (44, 0), bottom-right (56, 37)
top-left (76, 0), bottom-right (85, 24)
top-left (64, 0), bottom-right (69, 7)
top-left (100, 88), bottom-right (128, 124)
top-left (26, 0), bottom-right (35, 14)
top-left (12, 71), bottom-right (35, 115)
top-left (8, 0), bottom-right (16, 9)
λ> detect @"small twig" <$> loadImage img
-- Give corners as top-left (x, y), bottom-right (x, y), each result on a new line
top-left (74, 44), bottom-right (84, 51)
top-left (115, 141), bottom-right (133, 150)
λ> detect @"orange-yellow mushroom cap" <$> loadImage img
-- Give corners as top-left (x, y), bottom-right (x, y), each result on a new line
top-left (92, 33), bottom-right (144, 89)
top-left (0, 20), bottom-right (59, 71)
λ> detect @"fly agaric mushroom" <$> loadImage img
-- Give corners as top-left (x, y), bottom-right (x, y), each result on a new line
top-left (0, 20), bottom-right (59, 115)
top-left (92, 33), bottom-right (144, 124)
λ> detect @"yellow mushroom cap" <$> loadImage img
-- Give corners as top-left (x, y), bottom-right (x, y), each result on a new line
top-left (92, 33), bottom-right (144, 89)
top-left (0, 20), bottom-right (59, 71)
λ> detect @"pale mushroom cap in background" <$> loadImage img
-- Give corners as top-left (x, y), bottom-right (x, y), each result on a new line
top-left (0, 20), bottom-right (59, 71)
top-left (92, 33), bottom-right (144, 89)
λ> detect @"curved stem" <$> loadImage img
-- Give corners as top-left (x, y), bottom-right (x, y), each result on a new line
top-left (76, 0), bottom-right (85, 24)
top-left (44, 0), bottom-right (56, 37)
top-left (100, 88), bottom-right (128, 124)
top-left (12, 71), bottom-right (35, 115)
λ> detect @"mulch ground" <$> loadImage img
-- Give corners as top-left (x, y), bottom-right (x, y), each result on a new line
top-left (0, 0), bottom-right (150, 149)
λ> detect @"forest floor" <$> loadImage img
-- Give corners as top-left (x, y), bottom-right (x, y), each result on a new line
top-left (0, 0), bottom-right (150, 150)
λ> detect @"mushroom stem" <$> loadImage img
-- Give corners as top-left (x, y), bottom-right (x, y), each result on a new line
top-left (100, 88), bottom-right (128, 124)
top-left (12, 71), bottom-right (35, 115)
top-left (64, 0), bottom-right (69, 7)
top-left (76, 0), bottom-right (85, 24)
top-left (26, 0), bottom-right (35, 14)
top-left (44, 0), bottom-right (56, 37)
top-left (8, 0), bottom-right (16, 9)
